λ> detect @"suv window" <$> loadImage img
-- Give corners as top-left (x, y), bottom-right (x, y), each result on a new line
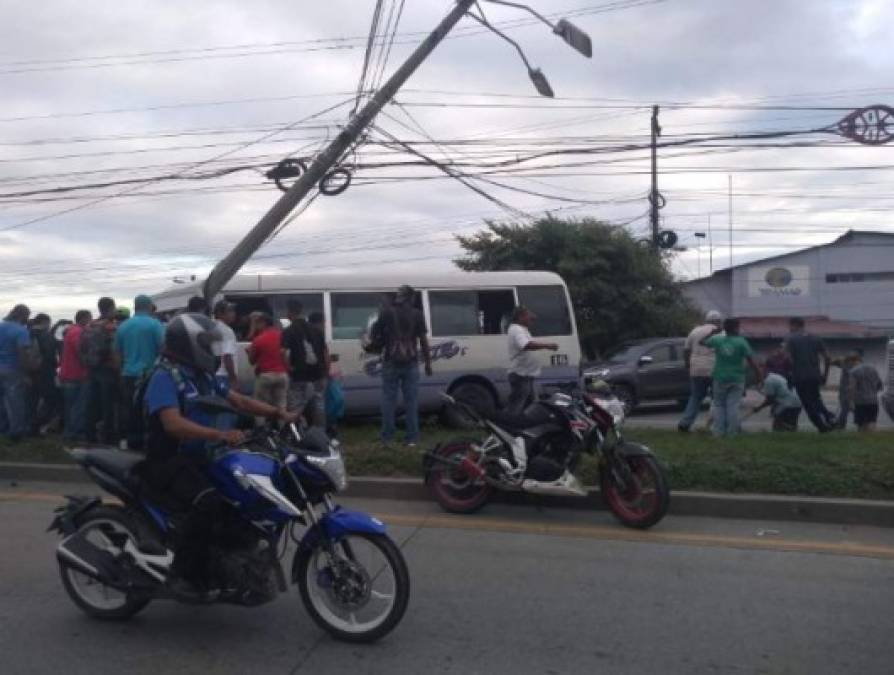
top-left (516, 285), bottom-right (572, 337)
top-left (644, 345), bottom-right (673, 364)
top-left (429, 289), bottom-right (515, 337)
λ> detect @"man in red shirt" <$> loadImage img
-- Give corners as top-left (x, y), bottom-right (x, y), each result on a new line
top-left (60, 310), bottom-right (92, 442)
top-left (247, 312), bottom-right (288, 425)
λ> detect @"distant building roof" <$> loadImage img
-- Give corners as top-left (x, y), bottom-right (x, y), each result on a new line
top-left (684, 230), bottom-right (894, 284)
top-left (739, 316), bottom-right (889, 340)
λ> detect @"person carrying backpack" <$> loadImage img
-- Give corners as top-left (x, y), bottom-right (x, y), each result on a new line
top-left (374, 285), bottom-right (432, 447)
top-left (115, 294), bottom-right (164, 450)
top-left (282, 300), bottom-right (327, 429)
top-left (82, 297), bottom-right (119, 445)
top-left (137, 312), bottom-right (299, 600)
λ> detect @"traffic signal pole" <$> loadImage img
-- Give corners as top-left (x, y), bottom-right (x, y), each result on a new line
top-left (202, 0), bottom-right (477, 303)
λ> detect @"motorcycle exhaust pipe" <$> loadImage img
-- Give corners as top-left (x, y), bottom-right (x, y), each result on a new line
top-left (57, 532), bottom-right (127, 589)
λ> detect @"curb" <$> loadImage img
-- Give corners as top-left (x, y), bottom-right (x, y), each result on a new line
top-left (2, 462), bottom-right (892, 528)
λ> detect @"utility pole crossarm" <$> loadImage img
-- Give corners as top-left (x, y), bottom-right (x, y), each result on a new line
top-left (202, 0), bottom-right (477, 303)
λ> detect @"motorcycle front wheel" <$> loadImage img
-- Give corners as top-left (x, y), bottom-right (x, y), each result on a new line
top-left (426, 440), bottom-right (491, 514)
top-left (295, 532), bottom-right (410, 643)
top-left (600, 455), bottom-right (670, 529)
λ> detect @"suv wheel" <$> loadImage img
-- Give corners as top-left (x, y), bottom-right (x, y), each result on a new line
top-left (442, 382), bottom-right (496, 429)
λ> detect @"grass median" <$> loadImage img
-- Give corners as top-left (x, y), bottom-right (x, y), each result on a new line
top-left (1, 425), bottom-right (892, 500)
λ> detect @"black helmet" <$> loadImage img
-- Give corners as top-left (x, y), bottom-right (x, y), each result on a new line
top-left (164, 313), bottom-right (221, 373)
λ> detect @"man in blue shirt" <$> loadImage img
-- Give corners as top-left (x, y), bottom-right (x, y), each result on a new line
top-left (115, 295), bottom-right (164, 450)
top-left (140, 313), bottom-right (299, 600)
top-left (0, 304), bottom-right (33, 442)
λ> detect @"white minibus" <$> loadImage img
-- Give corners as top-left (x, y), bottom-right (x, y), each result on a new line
top-left (153, 271), bottom-right (581, 421)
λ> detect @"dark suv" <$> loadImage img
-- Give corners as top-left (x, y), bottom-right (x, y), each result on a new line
top-left (582, 338), bottom-right (690, 413)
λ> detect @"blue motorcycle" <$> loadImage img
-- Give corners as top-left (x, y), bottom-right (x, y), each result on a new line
top-left (49, 419), bottom-right (410, 643)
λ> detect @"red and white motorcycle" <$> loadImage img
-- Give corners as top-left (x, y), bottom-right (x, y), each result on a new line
top-left (423, 384), bottom-right (670, 529)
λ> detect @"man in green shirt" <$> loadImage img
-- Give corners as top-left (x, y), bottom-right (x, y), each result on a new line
top-left (701, 318), bottom-right (761, 437)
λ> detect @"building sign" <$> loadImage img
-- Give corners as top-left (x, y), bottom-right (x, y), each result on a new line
top-left (748, 265), bottom-right (809, 298)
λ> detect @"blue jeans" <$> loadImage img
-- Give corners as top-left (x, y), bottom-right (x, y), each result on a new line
top-left (712, 380), bottom-right (744, 437)
top-left (0, 370), bottom-right (27, 440)
top-left (62, 381), bottom-right (88, 441)
top-left (679, 376), bottom-right (712, 430)
top-left (380, 362), bottom-right (420, 443)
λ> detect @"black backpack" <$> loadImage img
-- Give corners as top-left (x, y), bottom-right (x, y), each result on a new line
top-left (133, 359), bottom-right (188, 453)
top-left (80, 320), bottom-right (113, 368)
top-left (383, 305), bottom-right (419, 365)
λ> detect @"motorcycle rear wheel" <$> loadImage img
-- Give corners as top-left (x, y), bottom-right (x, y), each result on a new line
top-left (601, 456), bottom-right (670, 529)
top-left (58, 507), bottom-right (153, 620)
top-left (426, 440), bottom-right (491, 514)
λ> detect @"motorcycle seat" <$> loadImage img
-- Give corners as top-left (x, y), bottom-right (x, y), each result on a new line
top-left (70, 448), bottom-right (144, 483)
top-left (486, 410), bottom-right (540, 433)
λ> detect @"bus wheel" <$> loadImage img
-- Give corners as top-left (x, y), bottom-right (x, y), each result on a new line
top-left (442, 382), bottom-right (495, 429)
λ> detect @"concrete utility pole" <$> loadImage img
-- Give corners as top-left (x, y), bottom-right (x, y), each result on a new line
top-left (649, 104), bottom-right (661, 247)
top-left (202, 0), bottom-right (477, 302)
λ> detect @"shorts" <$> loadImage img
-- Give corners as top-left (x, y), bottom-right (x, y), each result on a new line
top-left (854, 403), bottom-right (879, 427)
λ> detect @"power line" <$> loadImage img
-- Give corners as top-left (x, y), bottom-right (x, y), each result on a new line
top-left (0, 97), bottom-right (354, 232)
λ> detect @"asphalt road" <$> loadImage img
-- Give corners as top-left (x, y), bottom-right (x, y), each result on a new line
top-left (628, 390), bottom-right (894, 431)
top-left (2, 483), bottom-right (893, 675)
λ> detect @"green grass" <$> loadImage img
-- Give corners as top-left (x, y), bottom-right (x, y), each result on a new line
top-left (2, 424), bottom-right (893, 500)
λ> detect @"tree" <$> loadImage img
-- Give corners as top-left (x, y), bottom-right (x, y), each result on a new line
top-left (455, 216), bottom-right (699, 359)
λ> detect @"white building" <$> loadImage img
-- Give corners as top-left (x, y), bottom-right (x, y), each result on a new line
top-left (684, 230), bottom-right (892, 375)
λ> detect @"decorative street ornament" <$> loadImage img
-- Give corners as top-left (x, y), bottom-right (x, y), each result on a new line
top-left (836, 105), bottom-right (894, 145)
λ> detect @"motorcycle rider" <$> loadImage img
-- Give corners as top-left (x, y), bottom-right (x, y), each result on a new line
top-left (139, 312), bottom-right (299, 600)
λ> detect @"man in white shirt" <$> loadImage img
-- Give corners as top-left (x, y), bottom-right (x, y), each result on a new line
top-left (678, 309), bottom-right (723, 432)
top-left (212, 300), bottom-right (239, 390)
top-left (506, 306), bottom-right (558, 414)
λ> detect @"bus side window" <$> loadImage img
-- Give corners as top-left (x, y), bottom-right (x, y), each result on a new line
top-left (227, 295), bottom-right (274, 340)
top-left (268, 293), bottom-right (324, 326)
top-left (429, 289), bottom-right (514, 337)
top-left (516, 285), bottom-right (572, 337)
top-left (331, 292), bottom-right (386, 340)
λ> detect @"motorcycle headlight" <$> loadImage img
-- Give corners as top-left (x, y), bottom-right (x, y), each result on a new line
top-left (304, 448), bottom-right (348, 492)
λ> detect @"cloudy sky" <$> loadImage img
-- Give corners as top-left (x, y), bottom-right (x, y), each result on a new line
top-left (1, 0), bottom-right (892, 319)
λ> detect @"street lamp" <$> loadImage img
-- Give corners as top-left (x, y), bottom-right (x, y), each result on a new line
top-left (470, 1), bottom-right (593, 97)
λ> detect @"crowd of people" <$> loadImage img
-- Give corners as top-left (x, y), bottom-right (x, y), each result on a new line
top-left (0, 293), bottom-right (345, 447)
top-left (1, 289), bottom-right (888, 447)
top-left (679, 312), bottom-right (886, 437)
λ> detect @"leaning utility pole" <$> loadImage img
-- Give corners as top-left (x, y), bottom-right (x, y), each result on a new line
top-left (202, 0), bottom-right (477, 302)
top-left (649, 104), bottom-right (661, 247)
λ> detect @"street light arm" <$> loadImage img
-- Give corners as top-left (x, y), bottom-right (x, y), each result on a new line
top-left (480, 0), bottom-right (554, 28)
top-left (466, 10), bottom-right (535, 71)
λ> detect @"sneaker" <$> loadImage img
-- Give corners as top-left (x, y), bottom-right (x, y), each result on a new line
top-left (677, 424), bottom-right (690, 433)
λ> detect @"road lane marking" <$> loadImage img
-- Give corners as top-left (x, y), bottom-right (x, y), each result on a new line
top-left (380, 513), bottom-right (894, 560)
top-left (4, 489), bottom-right (893, 560)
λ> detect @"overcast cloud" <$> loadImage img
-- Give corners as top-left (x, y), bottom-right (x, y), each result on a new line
top-left (1, 0), bottom-right (892, 319)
